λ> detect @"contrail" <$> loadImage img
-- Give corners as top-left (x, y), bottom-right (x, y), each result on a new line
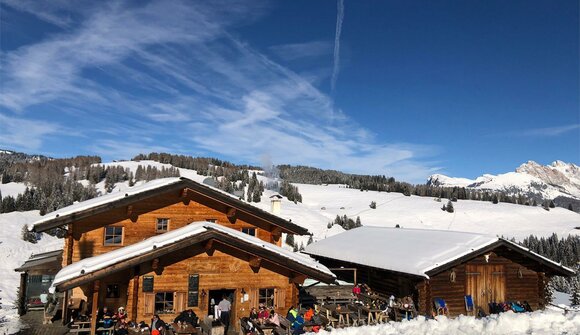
top-left (331, 0), bottom-right (344, 94)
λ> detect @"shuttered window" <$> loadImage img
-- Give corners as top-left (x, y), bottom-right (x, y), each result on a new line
top-left (259, 288), bottom-right (275, 308)
top-left (274, 288), bottom-right (285, 309)
top-left (144, 293), bottom-right (155, 315)
top-left (175, 292), bottom-right (187, 313)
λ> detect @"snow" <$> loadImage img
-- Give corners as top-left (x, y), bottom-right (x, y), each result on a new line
top-left (304, 227), bottom-right (497, 277)
top-left (51, 222), bottom-right (333, 291)
top-left (31, 177), bottom-right (183, 230)
top-left (290, 183), bottom-right (580, 242)
top-left (308, 310), bottom-right (580, 335)
top-left (0, 210), bottom-right (63, 334)
top-left (0, 182), bottom-right (28, 198)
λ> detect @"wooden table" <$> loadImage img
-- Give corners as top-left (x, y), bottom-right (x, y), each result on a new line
top-left (358, 305), bottom-right (382, 325)
top-left (171, 322), bottom-right (198, 334)
top-left (324, 304), bottom-right (351, 327)
top-left (253, 322), bottom-right (276, 335)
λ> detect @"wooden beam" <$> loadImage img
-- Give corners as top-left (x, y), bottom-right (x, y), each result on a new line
top-left (66, 225), bottom-right (74, 266)
top-left (271, 227), bottom-right (282, 242)
top-left (151, 258), bottom-right (159, 270)
top-left (289, 274), bottom-right (307, 284)
top-left (249, 257), bottom-right (262, 273)
top-left (131, 266), bottom-right (140, 321)
top-left (205, 239), bottom-right (215, 256)
top-left (226, 207), bottom-right (237, 223)
top-left (90, 280), bottom-right (100, 335)
top-left (126, 205), bottom-right (133, 216)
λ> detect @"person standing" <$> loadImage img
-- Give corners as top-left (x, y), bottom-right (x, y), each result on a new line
top-left (218, 295), bottom-right (231, 333)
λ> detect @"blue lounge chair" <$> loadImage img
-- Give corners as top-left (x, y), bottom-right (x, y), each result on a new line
top-left (433, 298), bottom-right (448, 316)
top-left (464, 295), bottom-right (474, 315)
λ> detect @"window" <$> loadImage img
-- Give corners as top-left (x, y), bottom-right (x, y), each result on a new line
top-left (155, 292), bottom-right (174, 314)
top-left (241, 228), bottom-right (256, 236)
top-left (104, 226), bottom-right (123, 246)
top-left (106, 284), bottom-right (120, 298)
top-left (259, 288), bottom-right (274, 308)
top-left (156, 218), bottom-right (169, 232)
top-left (206, 219), bottom-right (217, 223)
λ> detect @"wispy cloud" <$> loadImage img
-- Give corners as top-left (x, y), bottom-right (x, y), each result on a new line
top-left (496, 124), bottom-right (580, 138)
top-left (0, 113), bottom-right (61, 150)
top-left (269, 41), bottom-right (333, 61)
top-left (331, 0), bottom-right (345, 93)
top-left (0, 0), bottom-right (438, 183)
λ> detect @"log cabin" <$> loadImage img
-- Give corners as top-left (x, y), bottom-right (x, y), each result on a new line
top-left (31, 177), bottom-right (335, 333)
top-left (304, 226), bottom-right (575, 317)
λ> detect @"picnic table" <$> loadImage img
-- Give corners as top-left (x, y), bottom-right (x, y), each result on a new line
top-left (252, 321), bottom-right (277, 335)
top-left (323, 304), bottom-right (352, 327)
top-left (358, 305), bottom-right (383, 325)
top-left (170, 322), bottom-right (198, 334)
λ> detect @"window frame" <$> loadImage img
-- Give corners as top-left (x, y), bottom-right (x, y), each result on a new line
top-left (258, 288), bottom-right (275, 308)
top-left (241, 227), bottom-right (256, 236)
top-left (154, 291), bottom-right (174, 314)
top-left (205, 218), bottom-right (217, 223)
top-left (156, 218), bottom-right (170, 233)
top-left (103, 226), bottom-right (124, 246)
top-left (105, 284), bottom-right (120, 299)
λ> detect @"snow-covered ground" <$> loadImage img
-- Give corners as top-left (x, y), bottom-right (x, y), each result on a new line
top-left (310, 310), bottom-right (580, 335)
top-left (0, 211), bottom-right (63, 334)
top-left (0, 182), bottom-right (28, 198)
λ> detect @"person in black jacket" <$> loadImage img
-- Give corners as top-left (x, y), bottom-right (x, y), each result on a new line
top-left (150, 314), bottom-right (167, 332)
top-left (174, 309), bottom-right (198, 326)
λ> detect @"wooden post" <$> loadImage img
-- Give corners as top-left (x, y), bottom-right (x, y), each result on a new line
top-left (90, 280), bottom-right (100, 335)
top-left (66, 224), bottom-right (74, 265)
top-left (131, 266), bottom-right (140, 322)
top-left (18, 272), bottom-right (28, 315)
top-left (61, 290), bottom-right (69, 325)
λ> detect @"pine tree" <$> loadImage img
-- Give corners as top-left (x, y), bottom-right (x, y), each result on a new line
top-left (307, 235), bottom-right (314, 245)
top-left (571, 278), bottom-right (580, 306)
top-left (369, 201), bottom-right (377, 209)
top-left (446, 200), bottom-right (454, 213)
top-left (21, 224), bottom-right (38, 244)
top-left (545, 279), bottom-right (555, 304)
top-left (568, 204), bottom-right (574, 211)
top-left (492, 194), bottom-right (499, 204)
top-left (355, 216), bottom-right (362, 227)
top-left (293, 242), bottom-right (299, 252)
top-left (549, 200), bottom-right (555, 208)
top-left (285, 234), bottom-right (295, 247)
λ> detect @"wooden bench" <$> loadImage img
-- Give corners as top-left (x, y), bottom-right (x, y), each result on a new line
top-left (274, 316), bottom-right (291, 335)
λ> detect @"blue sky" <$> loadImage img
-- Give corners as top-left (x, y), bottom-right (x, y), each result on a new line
top-left (0, 0), bottom-right (578, 183)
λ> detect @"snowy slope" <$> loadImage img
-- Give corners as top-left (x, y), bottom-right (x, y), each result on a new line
top-left (0, 211), bottom-right (63, 334)
top-left (428, 160), bottom-right (580, 201)
top-left (0, 182), bottom-right (28, 198)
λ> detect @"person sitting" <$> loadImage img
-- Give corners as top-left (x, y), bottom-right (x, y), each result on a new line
top-left (267, 309), bottom-right (280, 326)
top-left (249, 307), bottom-right (259, 321)
top-left (150, 314), bottom-right (167, 334)
top-left (98, 307), bottom-right (115, 328)
top-left (286, 306), bottom-right (297, 324)
top-left (304, 307), bottom-right (314, 322)
top-left (258, 304), bottom-right (269, 323)
top-left (114, 306), bottom-right (128, 325)
top-left (174, 309), bottom-right (198, 326)
top-left (291, 312), bottom-right (305, 335)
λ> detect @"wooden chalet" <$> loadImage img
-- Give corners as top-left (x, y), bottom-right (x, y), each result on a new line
top-left (15, 250), bottom-right (63, 314)
top-left (31, 177), bottom-right (334, 333)
top-left (304, 227), bottom-right (575, 317)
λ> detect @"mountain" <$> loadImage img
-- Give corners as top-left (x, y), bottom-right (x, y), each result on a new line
top-left (427, 161), bottom-right (580, 208)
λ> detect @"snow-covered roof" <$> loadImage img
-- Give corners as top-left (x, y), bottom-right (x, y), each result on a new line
top-left (31, 177), bottom-right (309, 235)
top-left (51, 222), bottom-right (334, 292)
top-left (32, 178), bottom-right (183, 229)
top-left (304, 226), bottom-right (574, 278)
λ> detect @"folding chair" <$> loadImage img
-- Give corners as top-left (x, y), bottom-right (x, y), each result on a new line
top-left (433, 298), bottom-right (448, 316)
top-left (464, 295), bottom-right (475, 316)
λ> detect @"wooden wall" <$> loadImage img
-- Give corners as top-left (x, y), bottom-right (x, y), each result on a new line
top-left (420, 252), bottom-right (542, 316)
top-left (115, 246), bottom-right (299, 332)
top-left (63, 188), bottom-right (279, 268)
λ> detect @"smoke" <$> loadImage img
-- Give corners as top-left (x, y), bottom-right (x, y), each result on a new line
top-left (261, 153), bottom-right (279, 179)
top-left (331, 0), bottom-right (344, 94)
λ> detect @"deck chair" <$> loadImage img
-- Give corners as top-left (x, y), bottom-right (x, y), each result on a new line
top-left (464, 295), bottom-right (475, 316)
top-left (433, 298), bottom-right (448, 316)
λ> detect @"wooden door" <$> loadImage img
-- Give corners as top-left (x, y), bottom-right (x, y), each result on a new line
top-left (465, 265), bottom-right (506, 314)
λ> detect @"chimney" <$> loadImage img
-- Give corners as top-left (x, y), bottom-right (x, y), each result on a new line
top-left (270, 194), bottom-right (282, 215)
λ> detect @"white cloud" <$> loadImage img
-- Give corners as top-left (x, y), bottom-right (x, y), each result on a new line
top-left (0, 113), bottom-right (61, 150)
top-left (0, 0), bottom-right (439, 183)
top-left (493, 124), bottom-right (580, 138)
